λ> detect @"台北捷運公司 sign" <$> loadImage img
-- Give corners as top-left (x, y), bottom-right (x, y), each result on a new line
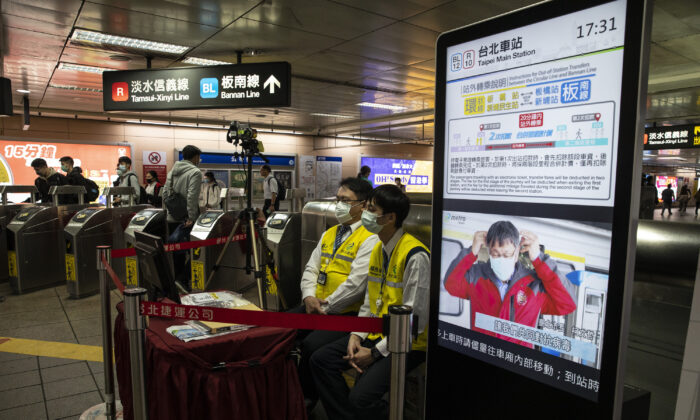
top-left (102, 62), bottom-right (291, 111)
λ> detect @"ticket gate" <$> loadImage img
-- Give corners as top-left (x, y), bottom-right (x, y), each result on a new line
top-left (63, 187), bottom-right (149, 298)
top-left (264, 212), bottom-right (302, 310)
top-left (189, 210), bottom-right (248, 292)
top-left (0, 186), bottom-right (38, 282)
top-left (7, 186), bottom-right (89, 294)
top-left (123, 208), bottom-right (167, 287)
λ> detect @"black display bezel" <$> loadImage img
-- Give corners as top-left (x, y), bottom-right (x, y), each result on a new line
top-left (426, 0), bottom-right (649, 418)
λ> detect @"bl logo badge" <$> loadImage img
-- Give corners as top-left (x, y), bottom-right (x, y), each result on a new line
top-left (112, 82), bottom-right (128, 102)
top-left (200, 78), bottom-right (218, 98)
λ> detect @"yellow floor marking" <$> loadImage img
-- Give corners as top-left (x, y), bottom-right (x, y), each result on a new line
top-left (0, 337), bottom-right (104, 362)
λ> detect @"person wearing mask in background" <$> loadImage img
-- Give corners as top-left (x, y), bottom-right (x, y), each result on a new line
top-left (661, 183), bottom-right (675, 216)
top-left (358, 165), bottom-right (371, 185)
top-left (311, 185), bottom-right (430, 420)
top-left (260, 164), bottom-right (278, 218)
top-left (59, 156), bottom-right (86, 187)
top-left (293, 177), bottom-right (377, 414)
top-left (162, 145), bottom-right (202, 290)
top-left (199, 171), bottom-right (222, 211)
top-left (30, 158), bottom-right (72, 203)
top-left (678, 184), bottom-right (691, 214)
top-left (144, 170), bottom-right (163, 207)
top-left (113, 156), bottom-right (140, 206)
top-left (394, 177), bottom-right (406, 193)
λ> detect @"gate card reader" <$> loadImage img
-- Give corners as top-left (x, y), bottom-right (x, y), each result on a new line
top-left (7, 185), bottom-right (89, 294)
top-left (264, 212), bottom-right (301, 311)
top-left (0, 185), bottom-right (37, 283)
top-left (123, 208), bottom-right (167, 287)
top-left (64, 187), bottom-right (149, 298)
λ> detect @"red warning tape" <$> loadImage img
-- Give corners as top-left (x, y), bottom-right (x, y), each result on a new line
top-left (140, 301), bottom-right (384, 334)
top-left (110, 234), bottom-right (247, 258)
top-left (102, 255), bottom-right (125, 293)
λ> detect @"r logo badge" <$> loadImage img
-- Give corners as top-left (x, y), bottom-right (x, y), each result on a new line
top-left (112, 82), bottom-right (128, 102)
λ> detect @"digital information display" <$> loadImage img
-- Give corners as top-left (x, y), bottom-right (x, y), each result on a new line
top-left (359, 157), bottom-right (433, 192)
top-left (428, 0), bottom-right (649, 415)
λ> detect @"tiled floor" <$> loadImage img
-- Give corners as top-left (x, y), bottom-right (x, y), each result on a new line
top-left (0, 282), bottom-right (120, 419)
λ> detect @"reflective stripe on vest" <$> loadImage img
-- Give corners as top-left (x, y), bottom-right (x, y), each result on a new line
top-left (316, 225), bottom-right (374, 313)
top-left (367, 233), bottom-right (429, 351)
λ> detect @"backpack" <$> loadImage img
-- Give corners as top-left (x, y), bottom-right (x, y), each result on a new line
top-left (83, 178), bottom-right (100, 202)
top-left (127, 175), bottom-right (149, 205)
top-left (268, 176), bottom-right (286, 201)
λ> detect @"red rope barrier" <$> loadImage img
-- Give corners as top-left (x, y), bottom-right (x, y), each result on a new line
top-left (110, 233), bottom-right (247, 258)
top-left (102, 255), bottom-right (125, 293)
top-left (141, 301), bottom-right (384, 334)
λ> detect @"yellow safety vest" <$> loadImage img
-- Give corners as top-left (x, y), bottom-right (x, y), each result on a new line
top-left (367, 233), bottom-right (430, 351)
top-left (316, 224), bottom-right (374, 313)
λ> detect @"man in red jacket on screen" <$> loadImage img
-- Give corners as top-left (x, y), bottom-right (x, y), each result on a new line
top-left (444, 220), bottom-right (576, 348)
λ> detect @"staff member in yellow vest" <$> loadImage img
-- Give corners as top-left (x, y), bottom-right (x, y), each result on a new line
top-left (310, 185), bottom-right (430, 420)
top-left (292, 177), bottom-right (378, 412)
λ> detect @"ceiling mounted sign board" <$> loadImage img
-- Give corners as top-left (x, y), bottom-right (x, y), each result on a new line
top-left (102, 62), bottom-right (291, 111)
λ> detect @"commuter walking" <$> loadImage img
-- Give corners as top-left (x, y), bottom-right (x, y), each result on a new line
top-left (639, 176), bottom-right (658, 220)
top-left (260, 164), bottom-right (279, 218)
top-left (162, 145), bottom-right (202, 290)
top-left (695, 187), bottom-right (700, 216)
top-left (678, 184), bottom-right (691, 213)
top-left (394, 177), bottom-right (406, 193)
top-left (661, 183), bottom-right (675, 216)
top-left (30, 158), bottom-right (72, 204)
top-left (199, 171), bottom-right (222, 211)
top-left (144, 170), bottom-right (163, 207)
top-left (113, 156), bottom-right (141, 205)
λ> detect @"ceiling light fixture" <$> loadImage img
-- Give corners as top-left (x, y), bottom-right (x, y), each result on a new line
top-left (16, 89), bottom-right (30, 94)
top-left (71, 28), bottom-right (189, 55)
top-left (58, 62), bottom-right (114, 74)
top-left (49, 84), bottom-right (102, 93)
top-left (310, 112), bottom-right (354, 119)
top-left (182, 57), bottom-right (231, 66)
top-left (356, 102), bottom-right (408, 112)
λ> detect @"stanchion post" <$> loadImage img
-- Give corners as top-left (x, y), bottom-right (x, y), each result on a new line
top-left (387, 305), bottom-right (412, 420)
top-left (124, 287), bottom-right (149, 420)
top-left (97, 246), bottom-right (116, 420)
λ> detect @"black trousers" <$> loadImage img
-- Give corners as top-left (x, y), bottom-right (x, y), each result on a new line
top-left (311, 334), bottom-right (425, 420)
top-left (262, 198), bottom-right (279, 218)
top-left (168, 222), bottom-right (192, 291)
top-left (661, 201), bottom-right (672, 215)
top-left (289, 305), bottom-right (356, 402)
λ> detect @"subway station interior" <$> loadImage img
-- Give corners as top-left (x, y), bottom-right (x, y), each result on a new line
top-left (0, 0), bottom-right (699, 419)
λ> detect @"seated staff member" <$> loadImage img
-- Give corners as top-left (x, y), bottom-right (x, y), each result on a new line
top-left (294, 177), bottom-right (378, 409)
top-left (311, 185), bottom-right (430, 420)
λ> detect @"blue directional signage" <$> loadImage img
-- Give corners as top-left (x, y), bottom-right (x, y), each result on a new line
top-left (178, 151), bottom-right (296, 167)
top-left (103, 62), bottom-right (291, 111)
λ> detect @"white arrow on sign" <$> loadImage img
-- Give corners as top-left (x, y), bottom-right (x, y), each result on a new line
top-left (263, 75), bottom-right (281, 94)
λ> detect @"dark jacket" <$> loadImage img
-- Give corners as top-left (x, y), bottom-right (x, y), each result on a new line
top-left (35, 169), bottom-right (74, 204)
top-left (661, 188), bottom-right (675, 203)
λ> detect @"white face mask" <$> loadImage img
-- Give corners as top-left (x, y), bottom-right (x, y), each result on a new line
top-left (489, 255), bottom-right (517, 281)
top-left (335, 201), bottom-right (353, 224)
top-left (361, 210), bottom-right (385, 234)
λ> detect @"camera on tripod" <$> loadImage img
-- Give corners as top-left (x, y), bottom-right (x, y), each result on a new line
top-left (227, 121), bottom-right (262, 154)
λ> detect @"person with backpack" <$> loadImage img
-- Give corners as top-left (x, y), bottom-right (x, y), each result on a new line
top-left (162, 145), bottom-right (202, 290)
top-left (261, 164), bottom-right (282, 218)
top-left (30, 158), bottom-right (73, 204)
top-left (60, 156), bottom-right (100, 202)
top-left (113, 156), bottom-right (143, 205)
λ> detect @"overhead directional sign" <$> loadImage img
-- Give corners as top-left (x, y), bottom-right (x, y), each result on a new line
top-left (102, 62), bottom-right (291, 111)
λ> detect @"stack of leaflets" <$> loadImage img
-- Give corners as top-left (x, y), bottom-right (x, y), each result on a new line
top-left (167, 291), bottom-right (261, 342)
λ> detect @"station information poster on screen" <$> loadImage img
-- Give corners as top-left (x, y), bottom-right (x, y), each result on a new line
top-left (430, 0), bottom-right (648, 411)
top-left (359, 157), bottom-right (433, 192)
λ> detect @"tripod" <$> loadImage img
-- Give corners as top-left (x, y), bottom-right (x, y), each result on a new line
top-left (203, 128), bottom-right (286, 310)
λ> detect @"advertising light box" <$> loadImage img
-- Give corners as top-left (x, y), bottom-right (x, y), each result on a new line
top-left (0, 139), bottom-right (130, 202)
top-left (360, 157), bottom-right (433, 192)
top-left (427, 1), bottom-right (650, 418)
